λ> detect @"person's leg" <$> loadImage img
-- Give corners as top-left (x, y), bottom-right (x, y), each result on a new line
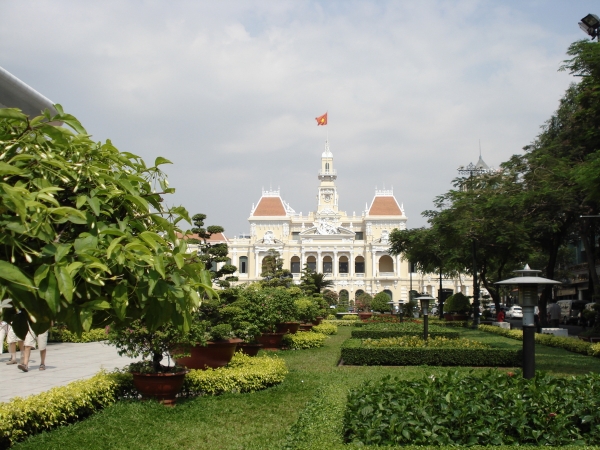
top-left (18, 332), bottom-right (36, 372)
top-left (0, 324), bottom-right (6, 355)
top-left (7, 342), bottom-right (17, 363)
top-left (37, 331), bottom-right (48, 370)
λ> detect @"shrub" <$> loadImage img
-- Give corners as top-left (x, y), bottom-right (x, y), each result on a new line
top-left (355, 293), bottom-right (373, 312)
top-left (340, 338), bottom-right (521, 366)
top-left (371, 292), bottom-right (391, 313)
top-left (313, 323), bottom-right (337, 335)
top-left (50, 327), bottom-right (108, 343)
top-left (295, 297), bottom-right (320, 323)
top-left (479, 324), bottom-right (597, 357)
top-left (341, 315), bottom-right (358, 321)
top-left (323, 319), bottom-right (358, 327)
top-left (361, 336), bottom-right (488, 349)
top-left (283, 332), bottom-right (328, 349)
top-left (182, 352), bottom-right (288, 396)
top-left (590, 342), bottom-right (600, 357)
top-left (344, 371), bottom-right (600, 446)
top-left (443, 292), bottom-right (471, 314)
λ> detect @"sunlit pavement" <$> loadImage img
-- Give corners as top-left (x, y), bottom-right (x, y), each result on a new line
top-left (0, 341), bottom-right (140, 403)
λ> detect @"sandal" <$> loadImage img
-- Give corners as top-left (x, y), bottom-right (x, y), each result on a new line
top-left (6, 359), bottom-right (17, 365)
top-left (39, 364), bottom-right (45, 371)
top-left (18, 364), bottom-right (28, 372)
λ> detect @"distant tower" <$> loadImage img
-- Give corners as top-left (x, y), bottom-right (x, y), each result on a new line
top-left (316, 140), bottom-right (339, 214)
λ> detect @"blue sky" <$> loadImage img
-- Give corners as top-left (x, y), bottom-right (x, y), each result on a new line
top-left (0, 1), bottom-right (598, 235)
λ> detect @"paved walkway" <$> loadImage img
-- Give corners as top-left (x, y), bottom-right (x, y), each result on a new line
top-left (0, 341), bottom-right (140, 403)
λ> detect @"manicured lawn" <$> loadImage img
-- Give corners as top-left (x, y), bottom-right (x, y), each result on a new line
top-left (13, 326), bottom-right (600, 450)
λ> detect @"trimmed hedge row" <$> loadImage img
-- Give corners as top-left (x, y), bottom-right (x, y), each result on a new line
top-left (478, 324), bottom-right (600, 357)
top-left (0, 353), bottom-right (287, 448)
top-left (49, 327), bottom-right (108, 343)
top-left (340, 338), bottom-right (521, 366)
top-left (322, 319), bottom-right (358, 327)
top-left (283, 332), bottom-right (328, 349)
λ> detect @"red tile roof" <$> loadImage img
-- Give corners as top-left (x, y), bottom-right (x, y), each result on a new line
top-left (368, 196), bottom-right (402, 216)
top-left (253, 197), bottom-right (287, 216)
top-left (177, 232), bottom-right (228, 243)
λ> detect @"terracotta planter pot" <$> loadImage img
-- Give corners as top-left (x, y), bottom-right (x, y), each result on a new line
top-left (257, 332), bottom-right (285, 350)
top-left (358, 312), bottom-right (373, 320)
top-left (276, 322), bottom-right (301, 334)
top-left (444, 313), bottom-right (468, 322)
top-left (299, 323), bottom-right (314, 332)
top-left (313, 317), bottom-right (324, 325)
top-left (175, 338), bottom-right (242, 370)
top-left (238, 343), bottom-right (263, 356)
top-left (132, 370), bottom-right (188, 406)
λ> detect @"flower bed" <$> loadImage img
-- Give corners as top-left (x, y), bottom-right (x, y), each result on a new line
top-left (340, 338), bottom-right (521, 366)
top-left (344, 371), bottom-right (600, 446)
top-left (322, 319), bottom-right (359, 327)
top-left (478, 324), bottom-right (599, 357)
top-left (0, 353), bottom-right (287, 448)
top-left (283, 332), bottom-right (328, 350)
top-left (351, 322), bottom-right (459, 340)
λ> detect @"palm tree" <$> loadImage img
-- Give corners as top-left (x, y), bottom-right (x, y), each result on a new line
top-left (300, 265), bottom-right (334, 294)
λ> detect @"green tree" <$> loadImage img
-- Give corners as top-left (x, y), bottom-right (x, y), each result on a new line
top-left (260, 249), bottom-right (293, 288)
top-left (0, 107), bottom-right (214, 338)
top-left (299, 265), bottom-right (334, 294)
top-left (189, 213), bottom-right (237, 288)
top-left (371, 292), bottom-right (391, 313)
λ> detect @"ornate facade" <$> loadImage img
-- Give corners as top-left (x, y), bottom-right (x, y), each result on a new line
top-left (226, 142), bottom-right (468, 306)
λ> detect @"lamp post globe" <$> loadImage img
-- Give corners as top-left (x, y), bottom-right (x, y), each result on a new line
top-left (495, 264), bottom-right (560, 379)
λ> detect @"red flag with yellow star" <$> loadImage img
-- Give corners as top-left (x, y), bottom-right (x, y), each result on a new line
top-left (315, 112), bottom-right (327, 126)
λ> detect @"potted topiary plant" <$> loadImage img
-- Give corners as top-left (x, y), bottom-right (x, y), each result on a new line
top-left (295, 297), bottom-right (320, 331)
top-left (108, 320), bottom-right (190, 406)
top-left (254, 287), bottom-right (300, 348)
top-left (356, 293), bottom-right (374, 320)
top-left (443, 292), bottom-right (471, 321)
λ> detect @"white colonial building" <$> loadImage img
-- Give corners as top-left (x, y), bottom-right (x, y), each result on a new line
top-left (221, 141), bottom-right (468, 307)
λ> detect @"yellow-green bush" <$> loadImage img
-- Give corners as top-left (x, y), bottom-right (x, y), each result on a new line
top-left (283, 332), bottom-right (328, 349)
top-left (323, 319), bottom-right (358, 327)
top-left (183, 352), bottom-right (288, 396)
top-left (49, 327), bottom-right (108, 343)
top-left (341, 315), bottom-right (358, 321)
top-left (0, 353), bottom-right (287, 447)
top-left (478, 324), bottom-right (596, 357)
top-left (313, 323), bottom-right (337, 335)
top-left (590, 342), bottom-right (600, 357)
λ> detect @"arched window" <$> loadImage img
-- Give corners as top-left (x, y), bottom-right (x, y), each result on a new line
top-left (325, 162), bottom-right (330, 171)
top-left (339, 290), bottom-right (349, 302)
top-left (383, 289), bottom-right (393, 301)
top-left (238, 256), bottom-right (248, 274)
top-left (290, 256), bottom-right (301, 273)
top-left (379, 255), bottom-right (394, 273)
top-left (355, 289), bottom-right (365, 300)
top-left (338, 256), bottom-right (349, 274)
top-left (355, 256), bottom-right (365, 274)
top-left (323, 256), bottom-right (332, 273)
top-left (307, 256), bottom-right (316, 272)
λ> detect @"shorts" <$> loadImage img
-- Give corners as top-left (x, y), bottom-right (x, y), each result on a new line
top-left (6, 325), bottom-right (20, 344)
top-left (24, 330), bottom-right (48, 350)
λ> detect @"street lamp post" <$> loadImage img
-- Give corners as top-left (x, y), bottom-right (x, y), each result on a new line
top-left (496, 265), bottom-right (560, 379)
top-left (457, 162), bottom-right (486, 328)
top-left (416, 294), bottom-right (434, 341)
top-left (579, 14), bottom-right (600, 41)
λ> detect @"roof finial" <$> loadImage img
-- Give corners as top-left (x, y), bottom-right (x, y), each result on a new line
top-left (479, 139), bottom-right (482, 158)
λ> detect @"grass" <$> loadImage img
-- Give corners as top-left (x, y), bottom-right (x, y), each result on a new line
top-left (12, 326), bottom-right (600, 450)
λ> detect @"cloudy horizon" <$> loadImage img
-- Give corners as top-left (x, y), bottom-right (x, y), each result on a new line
top-left (0, 1), bottom-right (595, 236)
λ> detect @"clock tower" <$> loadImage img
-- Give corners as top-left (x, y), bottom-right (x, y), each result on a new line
top-left (316, 141), bottom-right (339, 215)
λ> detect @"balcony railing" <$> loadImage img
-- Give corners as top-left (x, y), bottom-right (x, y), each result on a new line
top-left (355, 273), bottom-right (365, 277)
top-left (378, 272), bottom-right (395, 277)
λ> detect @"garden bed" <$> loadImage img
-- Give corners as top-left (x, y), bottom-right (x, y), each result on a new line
top-left (340, 337), bottom-right (521, 366)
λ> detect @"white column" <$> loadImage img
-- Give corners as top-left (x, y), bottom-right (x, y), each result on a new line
top-left (317, 250), bottom-right (322, 273)
top-left (350, 251), bottom-right (354, 277)
top-left (372, 251), bottom-right (377, 278)
top-left (255, 253), bottom-right (261, 278)
top-left (333, 250), bottom-right (338, 277)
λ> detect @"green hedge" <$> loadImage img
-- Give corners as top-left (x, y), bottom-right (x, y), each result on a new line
top-left (49, 327), bottom-right (108, 343)
top-left (351, 322), bottom-right (459, 339)
top-left (0, 353), bottom-right (287, 448)
top-left (312, 323), bottom-right (337, 335)
top-left (478, 325), bottom-right (598, 357)
top-left (322, 319), bottom-right (358, 327)
top-left (344, 371), bottom-right (600, 446)
top-left (340, 338), bottom-right (521, 366)
top-left (282, 332), bottom-right (328, 349)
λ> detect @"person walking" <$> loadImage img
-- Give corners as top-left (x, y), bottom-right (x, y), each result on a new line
top-left (18, 328), bottom-right (48, 372)
top-left (5, 324), bottom-right (23, 365)
top-left (548, 300), bottom-right (561, 328)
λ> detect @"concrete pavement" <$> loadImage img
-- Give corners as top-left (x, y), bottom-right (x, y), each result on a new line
top-left (0, 341), bottom-right (140, 403)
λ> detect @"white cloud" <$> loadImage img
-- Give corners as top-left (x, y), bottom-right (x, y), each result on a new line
top-left (0, 0), bottom-right (593, 234)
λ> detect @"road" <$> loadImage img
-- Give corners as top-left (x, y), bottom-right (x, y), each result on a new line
top-left (504, 318), bottom-right (584, 336)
